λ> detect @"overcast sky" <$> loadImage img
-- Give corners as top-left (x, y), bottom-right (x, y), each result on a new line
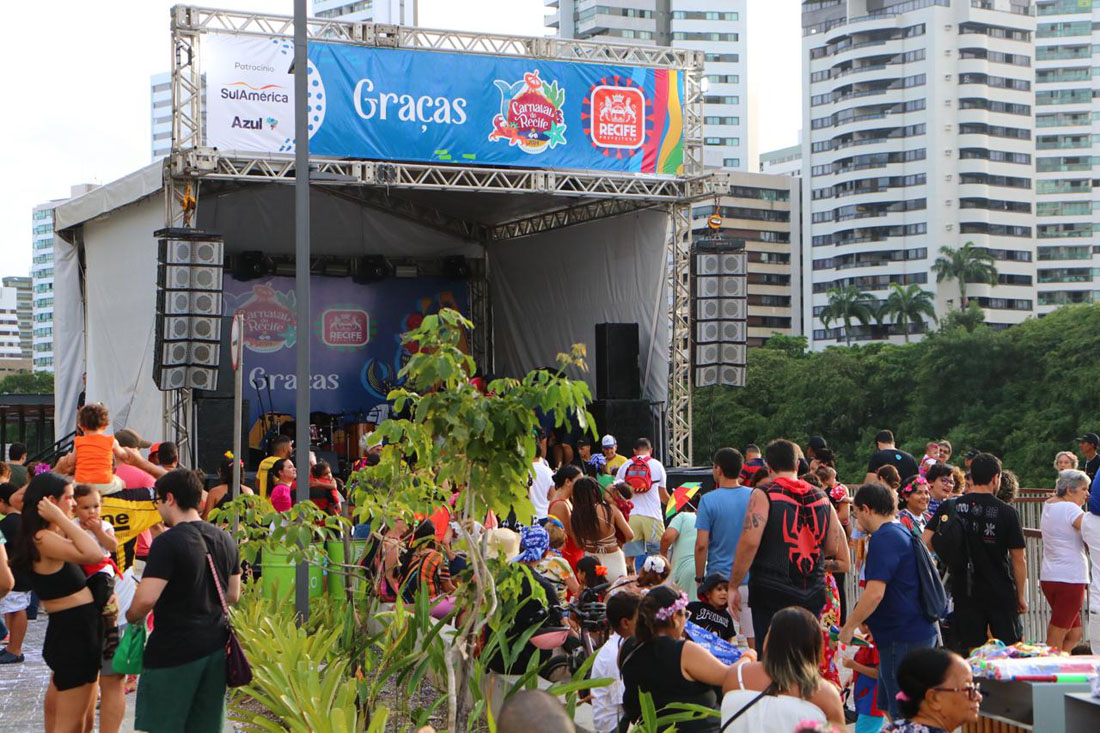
top-left (0, 1), bottom-right (799, 278)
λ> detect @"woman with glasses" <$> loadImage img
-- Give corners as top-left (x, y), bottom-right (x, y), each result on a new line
top-left (883, 647), bottom-right (981, 732)
top-left (924, 463), bottom-right (954, 517)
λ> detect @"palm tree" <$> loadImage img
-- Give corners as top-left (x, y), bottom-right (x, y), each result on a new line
top-left (820, 285), bottom-right (877, 346)
top-left (878, 283), bottom-right (937, 342)
top-left (931, 242), bottom-right (998, 309)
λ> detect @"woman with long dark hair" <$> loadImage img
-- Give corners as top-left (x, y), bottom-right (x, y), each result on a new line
top-left (619, 585), bottom-right (738, 732)
top-left (10, 472), bottom-right (108, 732)
top-left (201, 455), bottom-right (254, 520)
top-left (569, 476), bottom-right (632, 583)
top-left (720, 606), bottom-right (846, 732)
top-left (547, 464), bottom-right (584, 570)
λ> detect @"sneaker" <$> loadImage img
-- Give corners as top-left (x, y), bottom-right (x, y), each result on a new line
top-left (0, 650), bottom-right (24, 664)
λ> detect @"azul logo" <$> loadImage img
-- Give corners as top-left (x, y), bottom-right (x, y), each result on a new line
top-left (589, 86), bottom-right (645, 149)
top-left (489, 70), bottom-right (567, 155)
top-left (232, 116), bottom-right (264, 130)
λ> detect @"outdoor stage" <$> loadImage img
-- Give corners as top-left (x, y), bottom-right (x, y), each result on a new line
top-left (50, 6), bottom-right (730, 469)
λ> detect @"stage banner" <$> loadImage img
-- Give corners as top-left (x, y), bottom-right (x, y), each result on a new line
top-left (222, 275), bottom-right (469, 430)
top-left (204, 34), bottom-right (686, 175)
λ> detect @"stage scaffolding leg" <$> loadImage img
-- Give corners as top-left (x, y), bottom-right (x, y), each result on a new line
top-left (471, 250), bottom-right (492, 373)
top-left (668, 203), bottom-right (692, 468)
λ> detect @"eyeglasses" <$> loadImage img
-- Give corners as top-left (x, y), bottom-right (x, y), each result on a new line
top-left (932, 683), bottom-right (982, 701)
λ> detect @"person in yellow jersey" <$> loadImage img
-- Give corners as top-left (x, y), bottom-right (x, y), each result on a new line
top-left (255, 435), bottom-right (293, 499)
top-left (601, 435), bottom-right (627, 475)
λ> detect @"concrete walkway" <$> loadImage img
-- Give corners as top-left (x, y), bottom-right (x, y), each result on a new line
top-left (0, 613), bottom-right (136, 732)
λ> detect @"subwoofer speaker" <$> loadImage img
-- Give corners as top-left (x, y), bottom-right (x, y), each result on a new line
top-left (594, 323), bottom-right (640, 400)
top-left (195, 397), bottom-right (250, 475)
top-left (590, 399), bottom-right (653, 458)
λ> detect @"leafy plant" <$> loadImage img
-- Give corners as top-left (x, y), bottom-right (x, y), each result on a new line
top-left (346, 308), bottom-right (593, 730)
top-left (632, 691), bottom-right (722, 732)
top-left (877, 282), bottom-right (937, 342)
top-left (819, 285), bottom-right (877, 345)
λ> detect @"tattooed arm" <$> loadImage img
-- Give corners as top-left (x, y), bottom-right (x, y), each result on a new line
top-left (728, 489), bottom-right (769, 615)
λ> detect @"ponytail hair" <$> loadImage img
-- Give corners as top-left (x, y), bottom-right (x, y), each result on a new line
top-left (895, 647), bottom-right (958, 719)
top-left (634, 585), bottom-right (683, 643)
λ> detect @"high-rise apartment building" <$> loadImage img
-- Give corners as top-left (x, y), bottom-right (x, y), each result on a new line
top-left (760, 144), bottom-right (803, 176)
top-left (0, 287), bottom-right (25, 362)
top-left (151, 72), bottom-right (172, 160)
top-left (692, 172), bottom-right (802, 345)
top-left (1033, 0), bottom-right (1100, 312)
top-left (312, 0), bottom-right (417, 23)
top-left (802, 0), bottom-right (1036, 347)
top-left (546, 1), bottom-right (749, 170)
top-left (32, 184), bottom-right (98, 372)
top-left (2, 276), bottom-right (33, 359)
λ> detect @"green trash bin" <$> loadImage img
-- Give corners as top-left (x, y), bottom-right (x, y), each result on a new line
top-left (325, 539), bottom-right (369, 600)
top-left (261, 547), bottom-right (325, 602)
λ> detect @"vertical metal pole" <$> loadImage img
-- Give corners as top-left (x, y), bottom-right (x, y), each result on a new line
top-left (232, 316), bottom-right (243, 502)
top-left (293, 0), bottom-right (311, 623)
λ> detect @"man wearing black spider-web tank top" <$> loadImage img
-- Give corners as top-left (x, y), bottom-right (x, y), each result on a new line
top-left (726, 439), bottom-right (849, 654)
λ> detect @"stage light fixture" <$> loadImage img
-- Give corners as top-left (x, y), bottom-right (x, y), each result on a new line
top-left (232, 250), bottom-right (275, 281)
top-left (442, 255), bottom-right (471, 280)
top-left (352, 255), bottom-right (392, 284)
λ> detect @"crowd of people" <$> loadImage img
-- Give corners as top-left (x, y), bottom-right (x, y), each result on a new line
top-left (2, 396), bottom-right (1100, 733)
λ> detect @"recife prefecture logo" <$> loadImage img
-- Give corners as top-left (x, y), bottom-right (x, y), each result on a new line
top-left (489, 70), bottom-right (566, 154)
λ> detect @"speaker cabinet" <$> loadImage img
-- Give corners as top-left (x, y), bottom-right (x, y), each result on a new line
top-left (595, 323), bottom-right (640, 400)
top-left (195, 397), bottom-right (250, 475)
top-left (590, 399), bottom-right (653, 458)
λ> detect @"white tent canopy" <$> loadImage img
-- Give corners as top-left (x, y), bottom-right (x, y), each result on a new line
top-left (53, 163), bottom-right (671, 445)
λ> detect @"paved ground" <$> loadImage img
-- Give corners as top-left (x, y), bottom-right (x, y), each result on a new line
top-left (0, 613), bottom-right (136, 732)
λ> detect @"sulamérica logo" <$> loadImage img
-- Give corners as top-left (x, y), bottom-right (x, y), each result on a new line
top-left (489, 70), bottom-right (567, 155)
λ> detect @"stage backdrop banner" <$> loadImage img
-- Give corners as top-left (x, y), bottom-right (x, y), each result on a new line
top-left (204, 34), bottom-right (685, 174)
top-left (223, 276), bottom-right (469, 428)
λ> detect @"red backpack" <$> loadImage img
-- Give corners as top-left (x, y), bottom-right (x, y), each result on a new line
top-left (623, 456), bottom-right (654, 494)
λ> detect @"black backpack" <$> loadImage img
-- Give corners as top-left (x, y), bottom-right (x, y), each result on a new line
top-left (909, 530), bottom-right (948, 622)
top-left (930, 497), bottom-right (966, 566)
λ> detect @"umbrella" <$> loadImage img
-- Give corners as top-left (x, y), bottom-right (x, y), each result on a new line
top-left (665, 482), bottom-right (701, 518)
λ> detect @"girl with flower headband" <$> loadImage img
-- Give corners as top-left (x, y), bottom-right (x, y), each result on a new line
top-left (898, 476), bottom-right (932, 536)
top-left (619, 585), bottom-right (743, 732)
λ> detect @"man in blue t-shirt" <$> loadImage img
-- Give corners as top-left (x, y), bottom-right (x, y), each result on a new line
top-left (840, 482), bottom-right (937, 720)
top-left (694, 447), bottom-right (755, 646)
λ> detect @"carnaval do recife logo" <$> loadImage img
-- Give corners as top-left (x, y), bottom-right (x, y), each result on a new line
top-left (489, 70), bottom-right (567, 155)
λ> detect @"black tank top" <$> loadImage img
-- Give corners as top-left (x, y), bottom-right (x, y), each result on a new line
top-left (31, 561), bottom-right (87, 601)
top-left (620, 636), bottom-right (719, 732)
top-left (749, 478), bottom-right (832, 599)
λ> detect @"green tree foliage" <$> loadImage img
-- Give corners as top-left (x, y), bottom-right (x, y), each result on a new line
top-left (0, 370), bottom-right (53, 394)
top-left (693, 303), bottom-right (1100, 488)
top-left (877, 283), bottom-right (937, 342)
top-left (931, 242), bottom-right (998, 309)
top-left (819, 285), bottom-right (876, 345)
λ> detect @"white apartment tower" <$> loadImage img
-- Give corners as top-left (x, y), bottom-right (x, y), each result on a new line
top-left (151, 72), bottom-right (172, 160)
top-left (1033, 0), bottom-right (1100, 311)
top-left (546, 1), bottom-right (749, 170)
top-left (312, 0), bottom-right (417, 22)
top-left (802, 0), bottom-right (1037, 347)
top-left (32, 184), bottom-right (98, 372)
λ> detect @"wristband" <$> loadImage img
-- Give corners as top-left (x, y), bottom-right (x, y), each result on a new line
top-left (695, 576), bottom-right (704, 584)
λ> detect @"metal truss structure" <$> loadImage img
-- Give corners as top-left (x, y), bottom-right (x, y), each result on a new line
top-left (165, 5), bottom-right (713, 466)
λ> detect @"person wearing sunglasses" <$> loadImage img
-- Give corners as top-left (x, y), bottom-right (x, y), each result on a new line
top-left (883, 647), bottom-right (982, 732)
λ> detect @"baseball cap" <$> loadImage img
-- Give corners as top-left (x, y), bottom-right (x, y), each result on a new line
top-left (1077, 433), bottom-right (1100, 446)
top-left (807, 436), bottom-right (828, 452)
top-left (148, 442), bottom-right (162, 460)
top-left (115, 428), bottom-right (152, 450)
top-left (600, 434), bottom-right (617, 448)
top-left (697, 573), bottom-right (729, 600)
top-left (964, 449), bottom-right (979, 460)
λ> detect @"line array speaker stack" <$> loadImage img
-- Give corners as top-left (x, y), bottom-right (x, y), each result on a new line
top-left (595, 322), bottom-right (640, 400)
top-left (692, 240), bottom-right (747, 388)
top-left (153, 228), bottom-right (225, 392)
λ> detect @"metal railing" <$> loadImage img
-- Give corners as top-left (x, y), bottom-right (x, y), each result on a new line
top-left (845, 489), bottom-right (1090, 646)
